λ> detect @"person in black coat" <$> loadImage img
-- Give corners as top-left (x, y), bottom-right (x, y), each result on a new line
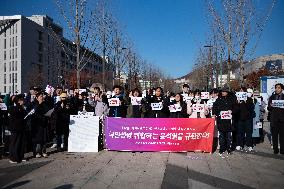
top-left (52, 92), bottom-right (73, 151)
top-left (212, 86), bottom-right (236, 157)
top-left (148, 87), bottom-right (169, 118)
top-left (109, 85), bottom-right (127, 118)
top-left (30, 92), bottom-right (50, 158)
top-left (8, 94), bottom-right (27, 163)
top-left (126, 88), bottom-right (143, 118)
top-left (169, 93), bottom-right (187, 118)
top-left (267, 83), bottom-right (284, 154)
top-left (234, 87), bottom-right (255, 151)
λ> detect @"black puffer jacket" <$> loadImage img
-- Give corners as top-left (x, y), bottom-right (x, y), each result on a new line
top-left (148, 95), bottom-right (169, 118)
top-left (233, 97), bottom-right (255, 121)
top-left (268, 93), bottom-right (284, 122)
top-left (8, 105), bottom-right (26, 132)
top-left (212, 95), bottom-right (236, 132)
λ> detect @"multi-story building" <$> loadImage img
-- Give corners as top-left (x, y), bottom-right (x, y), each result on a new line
top-left (0, 15), bottom-right (109, 94)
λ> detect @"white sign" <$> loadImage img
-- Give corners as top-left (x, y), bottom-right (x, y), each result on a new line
top-left (78, 111), bottom-right (94, 116)
top-left (192, 104), bottom-right (205, 113)
top-left (108, 98), bottom-right (120, 107)
top-left (131, 97), bottom-right (142, 105)
top-left (68, 115), bottom-right (100, 152)
top-left (169, 104), bottom-right (182, 112)
top-left (272, 100), bottom-right (284, 108)
top-left (236, 92), bottom-right (247, 101)
top-left (254, 121), bottom-right (263, 129)
top-left (170, 97), bottom-right (175, 102)
top-left (201, 92), bottom-right (210, 99)
top-left (0, 103), bottom-right (7, 110)
top-left (184, 96), bottom-right (194, 103)
top-left (220, 111), bottom-right (232, 120)
top-left (79, 89), bottom-right (87, 94)
top-left (151, 103), bottom-right (163, 111)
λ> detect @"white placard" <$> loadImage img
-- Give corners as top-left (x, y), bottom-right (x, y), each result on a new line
top-left (201, 92), bottom-right (210, 99)
top-left (78, 111), bottom-right (94, 116)
top-left (170, 97), bottom-right (175, 102)
top-left (131, 97), bottom-right (142, 105)
top-left (79, 89), bottom-right (87, 94)
top-left (68, 115), bottom-right (100, 152)
top-left (254, 121), bottom-right (262, 129)
top-left (236, 92), bottom-right (247, 101)
top-left (169, 104), bottom-right (182, 112)
top-left (181, 93), bottom-right (189, 97)
top-left (108, 98), bottom-right (120, 107)
top-left (220, 111), bottom-right (232, 120)
top-left (151, 103), bottom-right (163, 111)
top-left (184, 96), bottom-right (194, 103)
top-left (272, 100), bottom-right (284, 108)
top-left (192, 104), bottom-right (205, 113)
top-left (0, 103), bottom-right (7, 110)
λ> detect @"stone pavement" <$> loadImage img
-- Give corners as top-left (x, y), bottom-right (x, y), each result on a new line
top-left (0, 122), bottom-right (284, 189)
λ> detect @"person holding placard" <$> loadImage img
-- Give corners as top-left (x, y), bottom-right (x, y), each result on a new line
top-left (149, 87), bottom-right (169, 118)
top-left (187, 90), bottom-right (209, 118)
top-left (267, 83), bottom-right (284, 155)
top-left (109, 85), bottom-right (127, 118)
top-left (234, 87), bottom-right (255, 152)
top-left (127, 88), bottom-right (143, 118)
top-left (212, 86), bottom-right (235, 158)
top-left (169, 93), bottom-right (187, 118)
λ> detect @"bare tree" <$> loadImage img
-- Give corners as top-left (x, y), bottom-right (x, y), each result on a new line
top-left (207, 0), bottom-right (275, 87)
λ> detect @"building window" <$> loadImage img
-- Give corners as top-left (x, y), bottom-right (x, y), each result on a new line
top-left (4, 31), bottom-right (6, 37)
top-left (9, 50), bottom-right (11, 59)
top-left (12, 25), bottom-right (14, 34)
top-left (15, 48), bottom-right (17, 58)
top-left (12, 49), bottom-right (14, 59)
top-left (12, 61), bottom-right (14, 71)
top-left (12, 37), bottom-right (14, 47)
top-left (15, 36), bottom-right (17, 46)
top-left (9, 62), bottom-right (11, 71)
top-left (9, 74), bottom-right (11, 83)
top-left (9, 38), bottom-right (11, 47)
top-left (38, 42), bottom-right (43, 51)
top-left (9, 86), bottom-right (11, 93)
top-left (4, 51), bottom-right (6, 60)
top-left (4, 63), bottom-right (6, 72)
top-left (4, 74), bottom-right (6, 84)
top-left (38, 53), bottom-right (43, 63)
top-left (38, 31), bottom-right (43, 41)
top-left (15, 24), bottom-right (17, 33)
top-left (4, 86), bottom-right (6, 93)
top-left (15, 61), bottom-right (17, 71)
top-left (9, 28), bottom-right (11, 35)
top-left (4, 39), bottom-right (6, 49)
top-left (15, 73), bottom-right (17, 83)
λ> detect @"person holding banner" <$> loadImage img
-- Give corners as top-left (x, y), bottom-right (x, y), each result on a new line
top-left (8, 94), bottom-right (27, 163)
top-left (267, 83), bottom-right (284, 155)
top-left (109, 85), bottom-right (127, 118)
top-left (212, 86), bottom-right (235, 158)
top-left (169, 93), bottom-right (187, 118)
top-left (149, 87), bottom-right (169, 118)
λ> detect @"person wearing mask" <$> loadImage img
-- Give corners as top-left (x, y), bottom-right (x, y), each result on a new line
top-left (149, 87), bottom-right (169, 118)
top-left (234, 87), bottom-right (255, 152)
top-left (109, 85), bottom-right (127, 118)
top-left (169, 93), bottom-right (187, 118)
top-left (187, 90), bottom-right (209, 118)
top-left (212, 86), bottom-right (235, 158)
top-left (127, 88), bottom-right (143, 118)
top-left (8, 94), bottom-right (27, 163)
top-left (31, 92), bottom-right (49, 158)
top-left (52, 92), bottom-right (72, 151)
top-left (267, 83), bottom-right (284, 155)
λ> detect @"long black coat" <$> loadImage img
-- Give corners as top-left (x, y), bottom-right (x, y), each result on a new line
top-left (30, 102), bottom-right (49, 144)
top-left (268, 93), bottom-right (284, 122)
top-left (52, 101), bottom-right (72, 135)
top-left (8, 105), bottom-right (26, 133)
top-left (109, 95), bottom-right (127, 118)
top-left (169, 100), bottom-right (187, 118)
top-left (212, 95), bottom-right (236, 132)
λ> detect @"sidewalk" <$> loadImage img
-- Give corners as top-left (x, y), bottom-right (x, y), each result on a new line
top-left (0, 122), bottom-right (283, 189)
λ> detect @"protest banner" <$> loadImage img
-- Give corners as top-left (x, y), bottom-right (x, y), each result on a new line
top-left (0, 103), bottom-right (7, 110)
top-left (272, 100), bottom-right (284, 108)
top-left (201, 92), bottom-right (210, 99)
top-left (131, 97), bottom-right (142, 105)
top-left (236, 92), bottom-right (248, 101)
top-left (105, 118), bottom-right (215, 152)
top-left (68, 115), bottom-right (100, 152)
top-left (220, 111), bottom-right (232, 119)
top-left (151, 103), bottom-right (163, 110)
top-left (108, 98), bottom-right (120, 107)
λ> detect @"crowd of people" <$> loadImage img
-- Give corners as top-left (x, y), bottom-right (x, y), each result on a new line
top-left (0, 82), bottom-right (283, 163)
